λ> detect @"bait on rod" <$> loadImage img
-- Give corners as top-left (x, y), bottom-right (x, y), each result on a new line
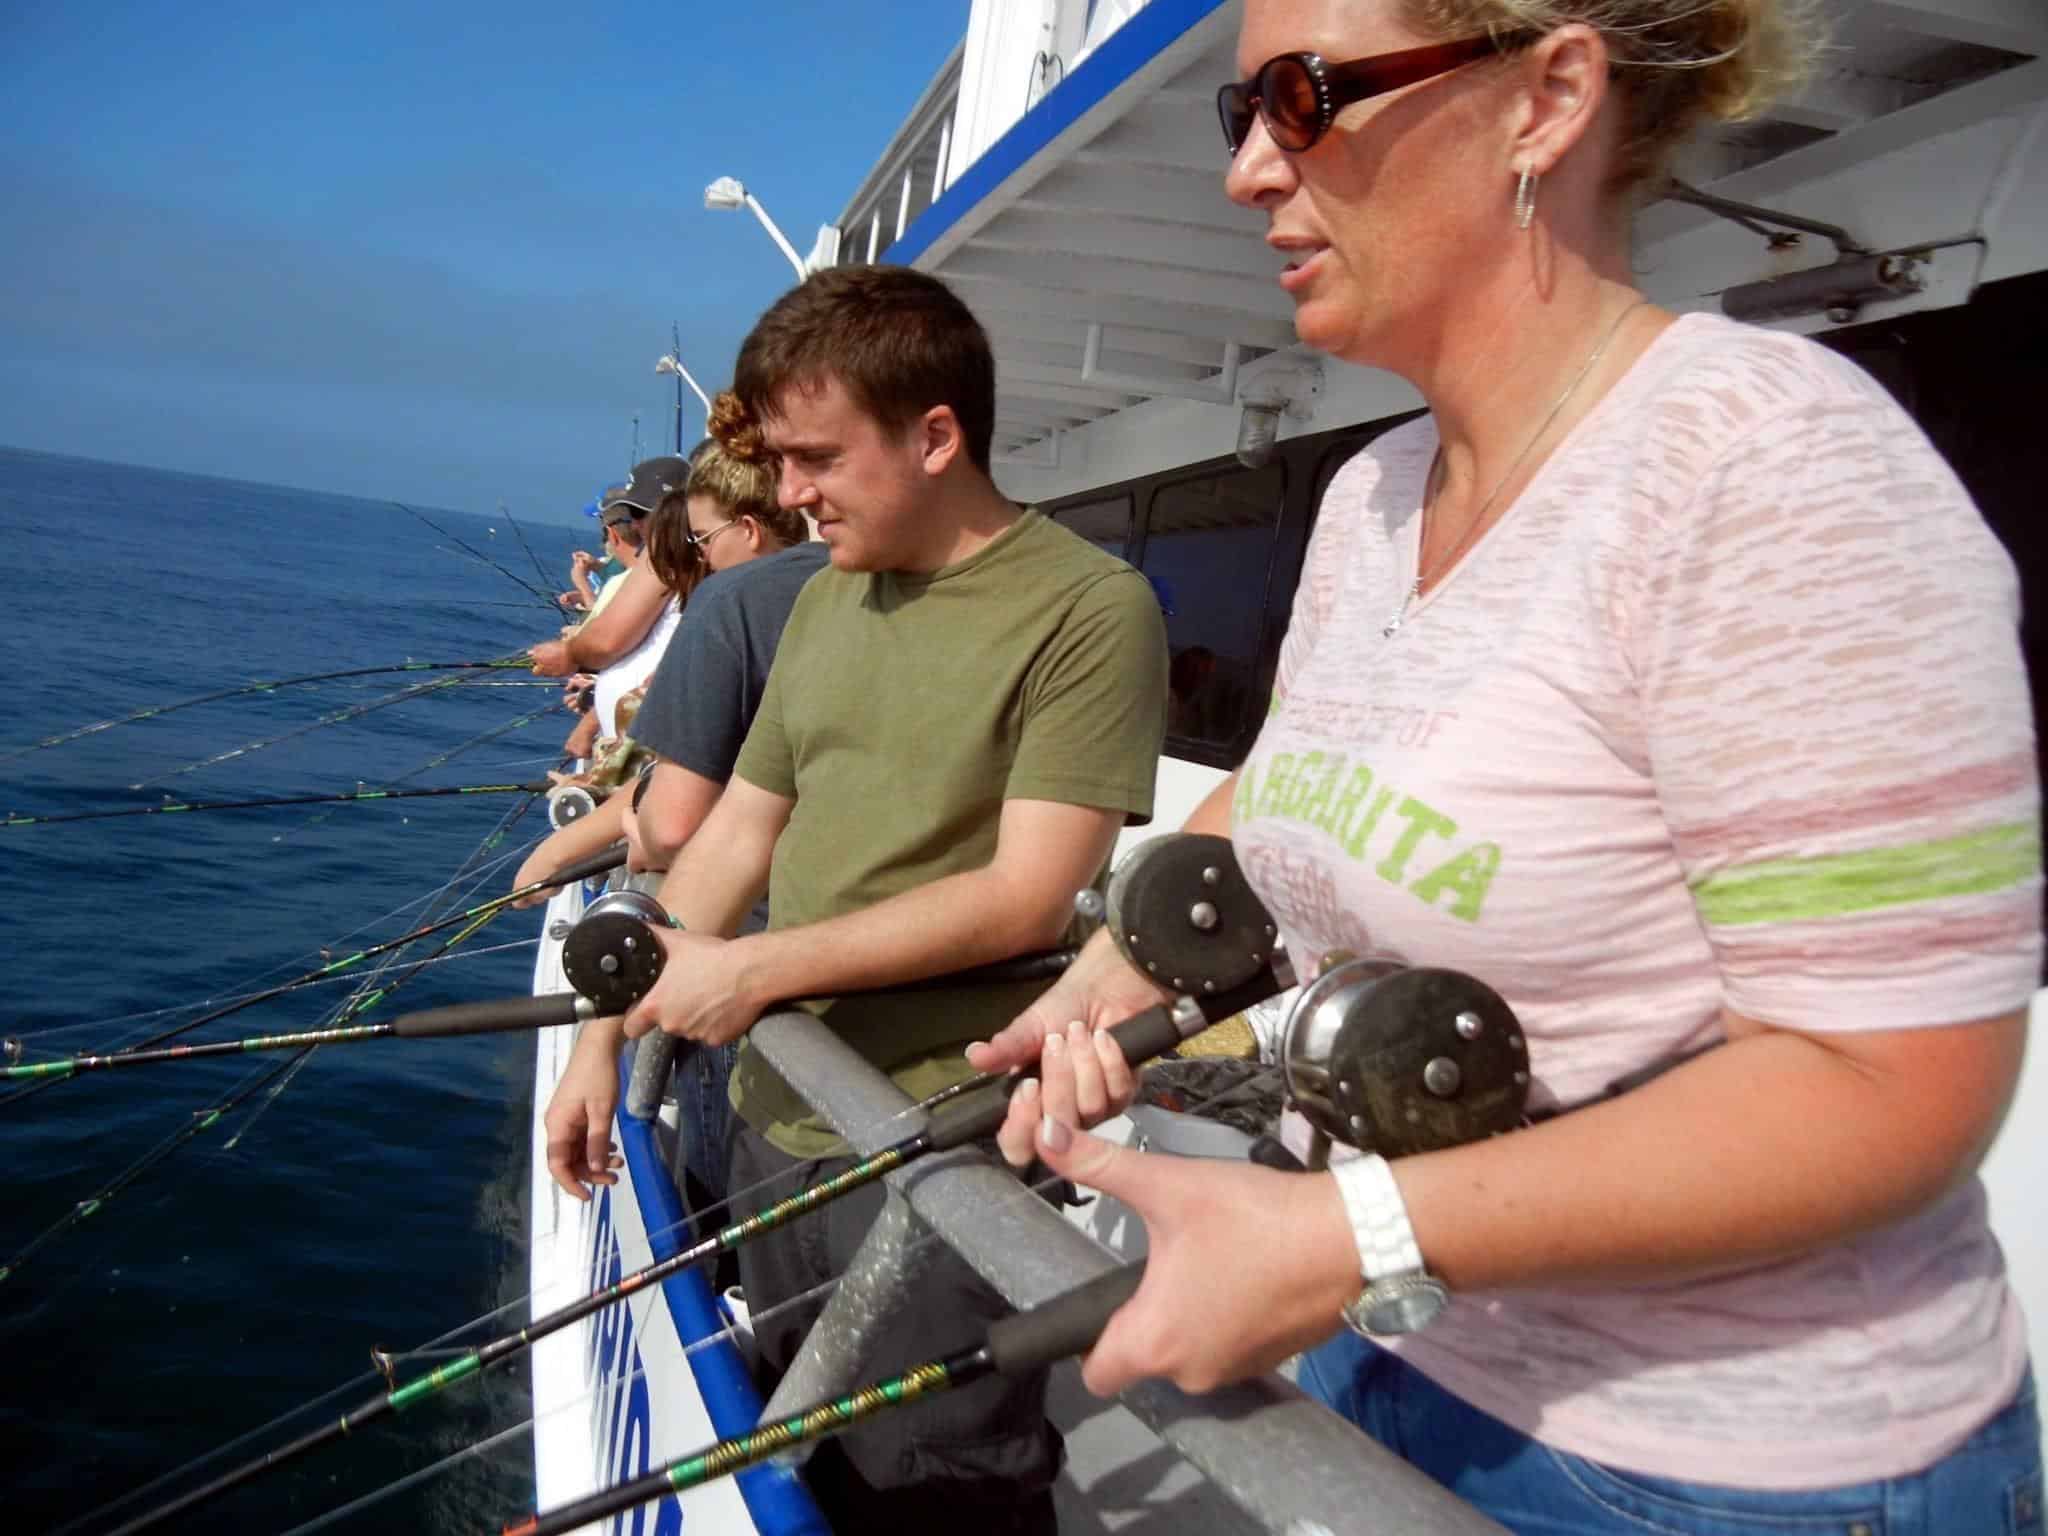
top-left (0, 655), bottom-right (533, 763)
top-left (0, 843), bottom-right (630, 1085)
top-left (4, 779), bottom-right (557, 829)
top-left (501, 1264), bottom-right (1146, 1536)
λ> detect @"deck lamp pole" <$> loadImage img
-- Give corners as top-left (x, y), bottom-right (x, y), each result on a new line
top-left (704, 176), bottom-right (808, 282)
top-left (655, 341), bottom-right (711, 452)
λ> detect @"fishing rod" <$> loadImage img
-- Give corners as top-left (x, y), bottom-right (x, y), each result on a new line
top-left (395, 501), bottom-right (566, 614)
top-left (497, 502), bottom-right (557, 596)
top-left (0, 657), bottom-right (533, 763)
top-left (1, 896), bottom-right (1070, 1087)
top-left (501, 1264), bottom-right (1145, 1536)
top-left (282, 702), bottom-right (562, 838)
top-left (0, 901), bottom-right (513, 1289)
top-left (100, 836), bottom-right (1536, 1533)
top-left (0, 843), bottom-right (628, 1086)
top-left (95, 845), bottom-right (1295, 1530)
top-left (4, 779), bottom-right (555, 829)
top-left (131, 667), bottom-right (510, 789)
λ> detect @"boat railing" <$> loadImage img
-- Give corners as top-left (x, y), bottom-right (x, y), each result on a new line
top-left (737, 1005), bottom-right (1509, 1536)
top-left (827, 40), bottom-right (965, 268)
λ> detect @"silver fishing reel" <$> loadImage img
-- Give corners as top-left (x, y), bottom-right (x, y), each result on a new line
top-left (1280, 954), bottom-right (1530, 1159)
top-left (1094, 833), bottom-right (1281, 996)
top-left (560, 889), bottom-right (670, 1015)
top-left (546, 784), bottom-right (597, 830)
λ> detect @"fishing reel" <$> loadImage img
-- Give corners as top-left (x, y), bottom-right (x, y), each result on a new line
top-left (1279, 954), bottom-right (1529, 1159)
top-left (1092, 833), bottom-right (1281, 997)
top-left (560, 889), bottom-right (670, 1015)
top-left (546, 784), bottom-right (597, 830)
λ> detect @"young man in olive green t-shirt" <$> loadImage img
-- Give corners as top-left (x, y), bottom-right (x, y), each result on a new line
top-left (544, 267), bottom-right (1166, 1534)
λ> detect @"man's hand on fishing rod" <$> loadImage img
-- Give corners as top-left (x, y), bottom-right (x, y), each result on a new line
top-left (618, 929), bottom-right (764, 1048)
top-left (529, 639), bottom-right (574, 677)
top-left (1030, 1113), bottom-right (1359, 1397)
top-left (544, 1025), bottom-right (627, 1200)
top-left (968, 926), bottom-right (1171, 1167)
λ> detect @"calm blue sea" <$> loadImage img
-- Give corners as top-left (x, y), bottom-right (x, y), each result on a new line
top-left (0, 446), bottom-right (600, 1533)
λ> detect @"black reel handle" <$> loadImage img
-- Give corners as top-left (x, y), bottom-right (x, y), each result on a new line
top-left (985, 1263), bottom-right (1144, 1376)
top-left (391, 993), bottom-right (589, 1039)
top-left (928, 959), bottom-right (1292, 1152)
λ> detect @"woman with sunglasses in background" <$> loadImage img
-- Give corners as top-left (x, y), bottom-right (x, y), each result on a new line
top-left (973, 0), bottom-right (2042, 1529)
top-left (518, 396), bottom-right (824, 1202)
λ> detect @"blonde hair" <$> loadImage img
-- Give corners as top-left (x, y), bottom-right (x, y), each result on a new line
top-left (642, 393), bottom-right (807, 589)
top-left (1404, 0), bottom-right (1821, 196)
top-left (695, 392), bottom-right (810, 547)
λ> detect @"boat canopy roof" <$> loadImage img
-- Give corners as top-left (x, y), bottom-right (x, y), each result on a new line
top-left (822, 0), bottom-right (2047, 499)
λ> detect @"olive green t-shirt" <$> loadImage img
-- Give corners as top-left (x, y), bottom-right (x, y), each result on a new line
top-left (729, 510), bottom-right (1169, 1155)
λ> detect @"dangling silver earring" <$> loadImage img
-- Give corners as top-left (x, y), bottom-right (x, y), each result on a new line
top-left (1514, 167), bottom-right (1539, 231)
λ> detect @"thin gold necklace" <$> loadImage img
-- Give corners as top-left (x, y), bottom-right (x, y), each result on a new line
top-left (1382, 297), bottom-right (1647, 639)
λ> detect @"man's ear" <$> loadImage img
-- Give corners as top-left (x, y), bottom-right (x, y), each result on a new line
top-left (918, 405), bottom-right (964, 478)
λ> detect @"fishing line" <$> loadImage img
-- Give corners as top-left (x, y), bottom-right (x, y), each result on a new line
top-left (0, 838), bottom-right (542, 1051)
top-left (125, 665), bottom-right (540, 790)
top-left (0, 909), bottom-right (516, 1284)
top-left (5, 780), bottom-right (553, 829)
top-left (395, 502), bottom-right (565, 614)
top-left (498, 505), bottom-right (559, 598)
top-left (0, 656), bottom-right (532, 763)
top-left (109, 1056), bottom-right (1278, 1535)
top-left (284, 1161), bottom-right (1144, 1536)
top-left (279, 1418), bottom-right (535, 1536)
top-left (281, 703), bottom-right (562, 839)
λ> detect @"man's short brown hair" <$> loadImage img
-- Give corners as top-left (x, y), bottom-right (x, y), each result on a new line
top-left (733, 265), bottom-right (996, 473)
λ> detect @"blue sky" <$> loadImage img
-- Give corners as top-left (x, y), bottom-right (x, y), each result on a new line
top-left (0, 1), bottom-right (965, 522)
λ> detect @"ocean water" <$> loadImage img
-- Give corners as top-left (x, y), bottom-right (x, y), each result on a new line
top-left (0, 446), bottom-right (597, 1532)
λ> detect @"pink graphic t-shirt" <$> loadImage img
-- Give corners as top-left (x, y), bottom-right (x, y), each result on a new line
top-left (1234, 313), bottom-right (2040, 1488)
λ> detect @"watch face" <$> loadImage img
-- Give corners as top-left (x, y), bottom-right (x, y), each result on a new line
top-left (1352, 1276), bottom-right (1449, 1336)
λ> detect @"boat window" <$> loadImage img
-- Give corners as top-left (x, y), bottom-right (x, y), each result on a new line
top-left (1139, 461), bottom-right (1287, 757)
top-left (1049, 493), bottom-right (1135, 560)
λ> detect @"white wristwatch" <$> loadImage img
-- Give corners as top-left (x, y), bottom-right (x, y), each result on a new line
top-left (1331, 1154), bottom-right (1448, 1336)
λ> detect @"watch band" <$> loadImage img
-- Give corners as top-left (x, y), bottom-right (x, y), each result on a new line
top-left (1331, 1153), bottom-right (1423, 1283)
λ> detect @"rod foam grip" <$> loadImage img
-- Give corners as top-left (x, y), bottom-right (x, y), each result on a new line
top-left (392, 992), bottom-right (585, 1038)
top-left (986, 1264), bottom-right (1144, 1377)
top-left (551, 842), bottom-right (629, 886)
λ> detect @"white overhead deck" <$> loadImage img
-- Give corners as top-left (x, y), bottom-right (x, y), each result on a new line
top-left (827, 0), bottom-right (2048, 503)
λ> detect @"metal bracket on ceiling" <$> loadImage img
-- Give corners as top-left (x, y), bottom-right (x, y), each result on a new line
top-left (1665, 178), bottom-right (1934, 325)
top-left (1081, 324), bottom-right (1242, 406)
top-left (1665, 178), bottom-right (1868, 256)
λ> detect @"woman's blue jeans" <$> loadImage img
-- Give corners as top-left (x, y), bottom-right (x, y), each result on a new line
top-left (1298, 1331), bottom-right (2043, 1535)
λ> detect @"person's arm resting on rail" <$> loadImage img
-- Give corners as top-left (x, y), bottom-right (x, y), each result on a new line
top-left (622, 791), bottom-right (1123, 1046)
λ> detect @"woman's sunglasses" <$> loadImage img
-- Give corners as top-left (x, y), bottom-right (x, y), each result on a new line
top-left (1215, 34), bottom-right (1515, 156)
top-left (682, 516), bottom-right (745, 553)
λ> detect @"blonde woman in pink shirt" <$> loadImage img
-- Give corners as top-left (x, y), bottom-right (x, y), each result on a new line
top-left (972, 0), bottom-right (2042, 1528)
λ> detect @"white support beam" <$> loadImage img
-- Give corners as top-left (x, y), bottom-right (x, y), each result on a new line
top-left (1024, 160), bottom-right (1260, 232)
top-left (940, 246), bottom-right (1296, 324)
top-left (1083, 104), bottom-right (1231, 173)
top-left (996, 365), bottom-right (1148, 408)
top-left (1861, 0), bottom-right (2048, 55)
top-left (1773, 67), bottom-right (1922, 132)
top-left (1079, 322), bottom-right (1240, 405)
top-left (996, 339), bottom-right (1222, 377)
top-left (943, 272), bottom-right (1302, 349)
top-left (983, 317), bottom-right (1248, 369)
top-left (972, 208), bottom-right (1272, 277)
